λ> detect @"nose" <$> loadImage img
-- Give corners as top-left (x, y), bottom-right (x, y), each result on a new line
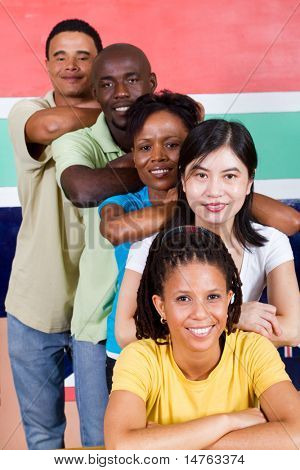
top-left (114, 81), bottom-right (129, 98)
top-left (65, 57), bottom-right (79, 72)
top-left (206, 176), bottom-right (223, 198)
top-left (150, 142), bottom-right (168, 162)
top-left (192, 299), bottom-right (211, 320)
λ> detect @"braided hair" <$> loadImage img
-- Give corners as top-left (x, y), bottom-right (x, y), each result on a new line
top-left (134, 226), bottom-right (242, 344)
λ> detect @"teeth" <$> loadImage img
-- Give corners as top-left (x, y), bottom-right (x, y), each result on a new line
top-left (188, 326), bottom-right (213, 336)
top-left (115, 106), bottom-right (129, 112)
top-left (151, 169), bottom-right (169, 174)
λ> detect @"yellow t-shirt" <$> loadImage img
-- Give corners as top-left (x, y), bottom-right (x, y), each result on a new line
top-left (112, 330), bottom-right (290, 425)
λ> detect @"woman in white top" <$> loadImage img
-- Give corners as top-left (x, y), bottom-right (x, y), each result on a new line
top-left (115, 119), bottom-right (300, 349)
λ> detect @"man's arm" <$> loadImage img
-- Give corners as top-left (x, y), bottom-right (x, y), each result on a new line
top-left (25, 106), bottom-right (100, 147)
top-left (208, 381), bottom-right (300, 449)
top-left (252, 193), bottom-right (300, 236)
top-left (61, 165), bottom-right (142, 207)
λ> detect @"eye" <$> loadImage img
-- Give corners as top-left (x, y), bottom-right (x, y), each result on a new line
top-left (196, 172), bottom-right (207, 179)
top-left (78, 56), bottom-right (88, 61)
top-left (224, 173), bottom-right (237, 180)
top-left (101, 82), bottom-right (113, 88)
top-left (166, 142), bottom-right (179, 150)
top-left (207, 294), bottom-right (221, 301)
top-left (176, 295), bottom-right (191, 302)
top-left (128, 77), bottom-right (138, 84)
top-left (139, 145), bottom-right (152, 152)
top-left (56, 57), bottom-right (64, 61)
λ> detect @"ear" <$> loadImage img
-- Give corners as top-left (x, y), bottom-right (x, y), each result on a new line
top-left (181, 176), bottom-right (186, 193)
top-left (196, 102), bottom-right (205, 122)
top-left (227, 290), bottom-right (234, 307)
top-left (150, 72), bottom-right (157, 92)
top-left (152, 294), bottom-right (166, 321)
top-left (45, 59), bottom-right (49, 72)
top-left (246, 176), bottom-right (254, 196)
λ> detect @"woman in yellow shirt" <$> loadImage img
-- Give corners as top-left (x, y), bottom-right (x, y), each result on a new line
top-left (105, 226), bottom-right (300, 449)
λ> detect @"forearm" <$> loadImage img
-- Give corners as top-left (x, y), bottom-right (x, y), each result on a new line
top-left (107, 414), bottom-right (234, 450)
top-left (26, 107), bottom-right (100, 145)
top-left (101, 203), bottom-right (176, 245)
top-left (116, 317), bottom-right (137, 348)
top-left (270, 315), bottom-right (300, 347)
top-left (208, 421), bottom-right (300, 450)
top-left (61, 166), bottom-right (143, 207)
top-left (252, 193), bottom-right (300, 236)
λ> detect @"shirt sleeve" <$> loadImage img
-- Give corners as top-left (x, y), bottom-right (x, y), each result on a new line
top-left (52, 130), bottom-right (101, 188)
top-left (112, 342), bottom-right (153, 403)
top-left (125, 233), bottom-right (157, 274)
top-left (265, 228), bottom-right (294, 275)
top-left (8, 98), bottom-right (52, 171)
top-left (98, 193), bottom-right (135, 217)
top-left (247, 333), bottom-right (291, 398)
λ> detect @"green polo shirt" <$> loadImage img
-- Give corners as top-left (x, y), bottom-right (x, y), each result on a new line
top-left (52, 113), bottom-right (123, 343)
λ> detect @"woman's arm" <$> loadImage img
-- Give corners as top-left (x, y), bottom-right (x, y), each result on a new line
top-left (100, 202), bottom-right (176, 246)
top-left (237, 261), bottom-right (300, 347)
top-left (104, 391), bottom-right (266, 450)
top-left (115, 269), bottom-right (142, 348)
top-left (252, 193), bottom-right (300, 236)
top-left (266, 260), bottom-right (300, 347)
top-left (208, 381), bottom-right (300, 449)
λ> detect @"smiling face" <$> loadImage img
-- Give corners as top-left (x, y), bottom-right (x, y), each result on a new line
top-left (93, 47), bottom-right (157, 133)
top-left (182, 146), bottom-right (253, 233)
top-left (133, 110), bottom-right (189, 200)
top-left (152, 261), bottom-right (232, 358)
top-left (46, 31), bottom-right (98, 102)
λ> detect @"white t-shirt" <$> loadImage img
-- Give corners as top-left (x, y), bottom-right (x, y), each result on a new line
top-left (125, 223), bottom-right (294, 302)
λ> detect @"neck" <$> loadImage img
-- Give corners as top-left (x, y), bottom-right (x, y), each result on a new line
top-left (53, 90), bottom-right (95, 107)
top-left (147, 187), bottom-right (168, 204)
top-left (108, 124), bottom-right (131, 152)
top-left (195, 215), bottom-right (237, 249)
top-left (172, 339), bottom-right (222, 381)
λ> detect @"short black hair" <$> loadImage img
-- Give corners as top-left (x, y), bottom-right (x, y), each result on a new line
top-left (134, 226), bottom-right (242, 343)
top-left (126, 90), bottom-right (204, 146)
top-left (45, 19), bottom-right (102, 59)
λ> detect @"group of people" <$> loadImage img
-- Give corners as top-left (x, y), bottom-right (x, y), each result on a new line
top-left (6, 18), bottom-right (300, 450)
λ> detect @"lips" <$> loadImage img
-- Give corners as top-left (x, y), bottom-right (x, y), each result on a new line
top-left (148, 165), bottom-right (174, 179)
top-left (187, 326), bottom-right (214, 337)
top-left (204, 203), bottom-right (227, 213)
top-left (112, 103), bottom-right (132, 113)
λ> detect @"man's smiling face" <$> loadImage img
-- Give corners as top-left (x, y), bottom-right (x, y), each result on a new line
top-left (93, 46), bottom-right (157, 132)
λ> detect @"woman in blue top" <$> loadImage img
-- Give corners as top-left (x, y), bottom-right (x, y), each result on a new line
top-left (98, 91), bottom-right (203, 390)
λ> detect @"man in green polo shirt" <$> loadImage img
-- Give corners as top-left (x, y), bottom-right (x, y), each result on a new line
top-left (52, 43), bottom-right (157, 447)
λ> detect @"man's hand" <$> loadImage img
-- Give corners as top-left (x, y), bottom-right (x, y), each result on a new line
top-left (237, 301), bottom-right (282, 338)
top-left (106, 152), bottom-right (135, 169)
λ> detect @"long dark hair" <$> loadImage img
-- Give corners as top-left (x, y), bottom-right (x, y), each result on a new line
top-left (173, 119), bottom-right (266, 249)
top-left (134, 226), bottom-right (242, 343)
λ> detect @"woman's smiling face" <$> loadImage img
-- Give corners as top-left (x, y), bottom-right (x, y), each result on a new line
top-left (133, 110), bottom-right (189, 196)
top-left (182, 145), bottom-right (253, 231)
top-left (152, 261), bottom-right (232, 355)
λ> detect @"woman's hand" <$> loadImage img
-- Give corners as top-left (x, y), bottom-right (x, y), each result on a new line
top-left (163, 187), bottom-right (178, 204)
top-left (229, 408), bottom-right (266, 432)
top-left (237, 302), bottom-right (282, 338)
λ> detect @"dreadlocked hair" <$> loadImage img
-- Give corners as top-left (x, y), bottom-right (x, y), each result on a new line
top-left (134, 226), bottom-right (243, 344)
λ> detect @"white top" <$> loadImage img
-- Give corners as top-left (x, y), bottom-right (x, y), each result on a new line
top-left (125, 223), bottom-right (294, 302)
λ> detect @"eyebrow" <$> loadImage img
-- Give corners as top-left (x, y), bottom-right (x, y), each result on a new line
top-left (191, 164), bottom-right (241, 173)
top-left (136, 135), bottom-right (181, 142)
top-left (100, 72), bottom-right (140, 81)
top-left (53, 50), bottom-right (91, 57)
top-left (173, 288), bottom-right (223, 295)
